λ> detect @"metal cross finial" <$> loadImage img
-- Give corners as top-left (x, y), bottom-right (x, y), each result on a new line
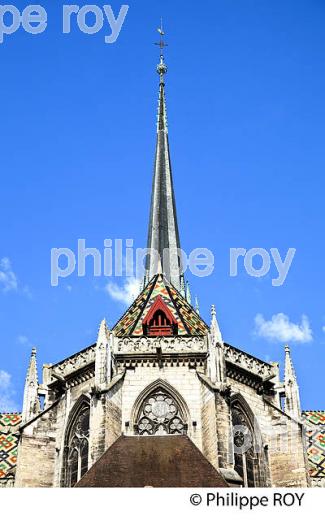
top-left (155, 18), bottom-right (168, 57)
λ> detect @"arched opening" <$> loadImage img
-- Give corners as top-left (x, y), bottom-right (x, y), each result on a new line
top-left (63, 398), bottom-right (90, 487)
top-left (142, 296), bottom-right (178, 336)
top-left (150, 309), bottom-right (171, 327)
top-left (230, 396), bottom-right (267, 487)
top-left (133, 382), bottom-right (188, 436)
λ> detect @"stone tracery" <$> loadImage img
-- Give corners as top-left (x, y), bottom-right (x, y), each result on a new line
top-left (65, 403), bottom-right (90, 487)
top-left (135, 389), bottom-right (187, 436)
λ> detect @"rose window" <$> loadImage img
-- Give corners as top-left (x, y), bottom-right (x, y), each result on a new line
top-left (136, 390), bottom-right (187, 435)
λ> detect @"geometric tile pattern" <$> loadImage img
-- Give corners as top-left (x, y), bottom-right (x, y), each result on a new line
top-left (113, 274), bottom-right (209, 337)
top-left (0, 414), bottom-right (22, 480)
top-left (132, 276), bottom-right (187, 335)
top-left (113, 276), bottom-right (157, 337)
top-left (302, 411), bottom-right (325, 479)
top-left (168, 283), bottom-right (209, 336)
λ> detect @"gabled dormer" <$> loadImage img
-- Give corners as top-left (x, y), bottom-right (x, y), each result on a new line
top-left (142, 295), bottom-right (178, 336)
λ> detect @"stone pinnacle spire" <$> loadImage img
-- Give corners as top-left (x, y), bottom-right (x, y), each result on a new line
top-left (145, 26), bottom-right (183, 290)
top-left (95, 318), bottom-right (112, 387)
top-left (208, 305), bottom-right (226, 384)
top-left (22, 347), bottom-right (40, 423)
top-left (210, 305), bottom-right (223, 345)
top-left (284, 344), bottom-right (301, 420)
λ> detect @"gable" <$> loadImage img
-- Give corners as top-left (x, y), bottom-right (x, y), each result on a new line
top-left (113, 274), bottom-right (208, 337)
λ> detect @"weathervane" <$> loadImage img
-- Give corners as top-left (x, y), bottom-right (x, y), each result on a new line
top-left (155, 19), bottom-right (168, 81)
top-left (155, 18), bottom-right (168, 58)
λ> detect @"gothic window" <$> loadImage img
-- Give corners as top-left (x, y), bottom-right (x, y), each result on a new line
top-left (135, 389), bottom-right (187, 436)
top-left (65, 403), bottom-right (90, 487)
top-left (231, 404), bottom-right (257, 487)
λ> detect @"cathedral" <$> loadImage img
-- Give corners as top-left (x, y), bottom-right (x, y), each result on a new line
top-left (0, 41), bottom-right (324, 488)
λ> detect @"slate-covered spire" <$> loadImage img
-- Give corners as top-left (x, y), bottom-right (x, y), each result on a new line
top-left (284, 345), bottom-right (301, 420)
top-left (22, 347), bottom-right (40, 423)
top-left (145, 27), bottom-right (183, 291)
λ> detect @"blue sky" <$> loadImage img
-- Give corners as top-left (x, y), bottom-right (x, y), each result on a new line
top-left (0, 0), bottom-right (324, 411)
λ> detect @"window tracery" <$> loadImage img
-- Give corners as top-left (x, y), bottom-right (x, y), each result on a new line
top-left (65, 403), bottom-right (90, 487)
top-left (231, 404), bottom-right (256, 487)
top-left (135, 389), bottom-right (187, 435)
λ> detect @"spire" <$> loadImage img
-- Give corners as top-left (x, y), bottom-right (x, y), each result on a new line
top-left (186, 281), bottom-right (192, 304)
top-left (180, 277), bottom-right (186, 298)
top-left (95, 318), bottom-right (112, 387)
top-left (195, 296), bottom-right (200, 315)
top-left (284, 345), bottom-right (301, 419)
top-left (97, 318), bottom-right (109, 346)
top-left (208, 305), bottom-right (226, 384)
top-left (22, 347), bottom-right (40, 423)
top-left (210, 305), bottom-right (222, 344)
top-left (145, 25), bottom-right (183, 290)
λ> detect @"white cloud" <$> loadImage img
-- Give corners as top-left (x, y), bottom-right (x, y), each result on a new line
top-left (0, 257), bottom-right (18, 293)
top-left (17, 335), bottom-right (32, 347)
top-left (254, 313), bottom-right (312, 343)
top-left (0, 370), bottom-right (18, 412)
top-left (0, 370), bottom-right (11, 388)
top-left (106, 277), bottom-right (141, 306)
top-left (322, 325), bottom-right (325, 333)
top-left (22, 285), bottom-right (33, 299)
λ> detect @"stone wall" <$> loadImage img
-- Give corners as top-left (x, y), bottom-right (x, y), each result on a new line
top-left (228, 377), bottom-right (308, 487)
top-left (14, 346), bottom-right (310, 488)
top-left (121, 365), bottom-right (203, 448)
top-left (15, 405), bottom-right (58, 487)
top-left (200, 381), bottom-right (218, 467)
top-left (15, 372), bottom-right (124, 488)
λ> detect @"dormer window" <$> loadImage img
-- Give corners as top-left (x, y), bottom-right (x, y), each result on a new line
top-left (142, 296), bottom-right (178, 337)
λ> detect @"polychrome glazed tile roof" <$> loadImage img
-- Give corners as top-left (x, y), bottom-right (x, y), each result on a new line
top-left (303, 411), bottom-right (325, 479)
top-left (0, 413), bottom-right (22, 480)
top-left (113, 274), bottom-right (208, 337)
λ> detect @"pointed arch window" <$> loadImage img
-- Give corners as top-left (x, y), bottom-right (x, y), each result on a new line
top-left (135, 388), bottom-right (187, 436)
top-left (231, 404), bottom-right (257, 488)
top-left (65, 403), bottom-right (90, 487)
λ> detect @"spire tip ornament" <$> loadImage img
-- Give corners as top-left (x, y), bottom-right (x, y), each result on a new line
top-left (155, 19), bottom-right (168, 79)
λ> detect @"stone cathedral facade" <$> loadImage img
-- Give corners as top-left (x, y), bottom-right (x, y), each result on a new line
top-left (1, 49), bottom-right (324, 488)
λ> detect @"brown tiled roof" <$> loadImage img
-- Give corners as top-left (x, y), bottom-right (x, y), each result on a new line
top-left (76, 435), bottom-right (229, 488)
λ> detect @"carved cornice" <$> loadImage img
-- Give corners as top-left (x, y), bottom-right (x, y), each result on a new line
top-left (115, 352), bottom-right (206, 370)
top-left (66, 367), bottom-right (95, 388)
top-left (226, 364), bottom-right (265, 392)
top-left (50, 345), bottom-right (96, 380)
top-left (224, 343), bottom-right (275, 380)
top-left (115, 336), bottom-right (207, 354)
top-left (45, 337), bottom-right (277, 392)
